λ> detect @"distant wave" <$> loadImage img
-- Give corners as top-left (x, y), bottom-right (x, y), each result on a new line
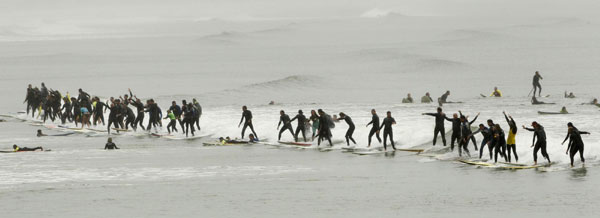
top-left (360, 8), bottom-right (404, 18)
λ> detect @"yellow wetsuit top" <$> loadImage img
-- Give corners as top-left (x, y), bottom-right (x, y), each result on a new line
top-left (490, 90), bottom-right (502, 97)
top-left (507, 128), bottom-right (516, 145)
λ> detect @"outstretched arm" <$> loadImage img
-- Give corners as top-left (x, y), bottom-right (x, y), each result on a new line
top-left (470, 113), bottom-right (479, 125)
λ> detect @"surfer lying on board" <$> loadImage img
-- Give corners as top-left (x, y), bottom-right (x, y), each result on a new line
top-left (104, 138), bottom-right (119, 150)
top-left (564, 91), bottom-right (576, 98)
top-left (37, 129), bottom-right (47, 137)
top-left (13, 144), bottom-right (43, 152)
top-left (531, 96), bottom-right (554, 105)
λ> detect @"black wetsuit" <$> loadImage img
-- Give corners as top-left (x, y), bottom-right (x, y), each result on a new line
top-left (240, 110), bottom-right (257, 139)
top-left (193, 102), bottom-right (202, 130)
top-left (291, 114), bottom-right (307, 142)
top-left (72, 100), bottom-right (81, 125)
top-left (563, 127), bottom-right (589, 166)
top-left (340, 116), bottom-right (356, 146)
top-left (317, 114), bottom-right (333, 146)
top-left (278, 114), bottom-right (295, 141)
top-left (458, 121), bottom-right (471, 157)
top-left (493, 129), bottom-right (507, 163)
top-left (424, 113), bottom-right (447, 146)
top-left (471, 127), bottom-right (493, 159)
top-left (170, 104), bottom-right (183, 130)
top-left (124, 106), bottom-right (136, 130)
top-left (525, 125), bottom-right (550, 163)
top-left (533, 74), bottom-right (542, 97)
top-left (446, 117), bottom-right (461, 151)
top-left (367, 114), bottom-right (382, 146)
top-left (104, 142), bottom-right (119, 150)
top-left (145, 103), bottom-right (159, 131)
top-left (310, 114), bottom-right (319, 139)
top-left (460, 112), bottom-right (479, 150)
top-left (129, 101), bottom-right (146, 130)
top-left (379, 117), bottom-right (396, 150)
top-left (60, 101), bottom-right (72, 124)
top-left (504, 114), bottom-right (518, 162)
top-left (106, 104), bottom-right (122, 134)
top-left (183, 106), bottom-right (196, 137)
top-left (93, 101), bottom-right (106, 126)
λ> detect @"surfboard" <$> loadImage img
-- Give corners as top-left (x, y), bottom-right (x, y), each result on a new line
top-left (278, 141), bottom-right (312, 147)
top-left (150, 133), bottom-right (172, 137)
top-left (164, 134), bottom-right (209, 140)
top-left (353, 150), bottom-right (395, 155)
top-left (49, 133), bottom-right (75, 137)
top-left (537, 111), bottom-right (569, 115)
top-left (111, 128), bottom-right (132, 132)
top-left (396, 148), bottom-right (425, 153)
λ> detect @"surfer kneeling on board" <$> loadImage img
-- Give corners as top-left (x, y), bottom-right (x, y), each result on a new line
top-left (104, 138), bottom-right (119, 150)
top-left (13, 144), bottom-right (43, 152)
top-left (37, 129), bottom-right (48, 137)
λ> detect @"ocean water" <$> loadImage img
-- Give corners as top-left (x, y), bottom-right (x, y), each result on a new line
top-left (1, 12), bottom-right (600, 217)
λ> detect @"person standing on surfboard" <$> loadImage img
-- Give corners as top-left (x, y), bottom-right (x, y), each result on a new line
top-left (503, 111), bottom-right (518, 163)
top-left (459, 111), bottom-right (479, 151)
top-left (337, 112), bottom-right (356, 146)
top-left (164, 110), bottom-right (178, 134)
top-left (366, 109), bottom-right (382, 147)
top-left (169, 101), bottom-right (182, 131)
top-left (238, 106), bottom-right (258, 139)
top-left (492, 124), bottom-right (507, 163)
top-left (532, 71), bottom-right (543, 97)
top-left (192, 98), bottom-right (202, 130)
top-left (129, 97), bottom-right (146, 131)
top-left (468, 124), bottom-right (493, 160)
top-left (379, 111), bottom-right (397, 151)
top-left (422, 107), bottom-right (447, 146)
top-left (523, 121), bottom-right (551, 165)
top-left (446, 113), bottom-right (461, 151)
top-left (290, 110), bottom-right (308, 142)
top-left (316, 109), bottom-right (333, 147)
top-left (277, 110), bottom-right (295, 141)
top-left (183, 103), bottom-right (196, 137)
top-left (561, 123), bottom-right (590, 167)
top-left (309, 110), bottom-right (320, 141)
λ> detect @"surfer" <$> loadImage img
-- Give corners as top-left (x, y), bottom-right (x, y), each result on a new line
top-left (104, 138), bottom-right (119, 150)
top-left (560, 106), bottom-right (568, 114)
top-left (164, 110), bottom-right (178, 134)
top-left (402, 93), bottom-right (414, 103)
top-left (438, 90), bottom-right (451, 106)
top-left (309, 110), bottom-right (320, 141)
top-left (422, 107), bottom-right (447, 146)
top-left (366, 109), bottom-right (382, 147)
top-left (446, 113), bottom-right (461, 151)
top-left (532, 71), bottom-right (543, 97)
top-left (337, 112), bottom-right (356, 146)
top-left (564, 91), bottom-right (576, 98)
top-left (421, 92), bottom-right (433, 103)
top-left (169, 101), bottom-right (182, 131)
top-left (36, 129), bottom-right (47, 137)
top-left (503, 111), bottom-right (518, 162)
top-left (490, 87), bottom-right (502, 97)
top-left (123, 106), bottom-right (136, 130)
top-left (238, 106), bottom-right (258, 139)
top-left (492, 124), bottom-right (507, 163)
top-left (379, 111), bottom-right (397, 151)
top-left (277, 110), bottom-right (296, 141)
top-left (290, 110), bottom-right (307, 142)
top-left (80, 106), bottom-right (91, 127)
top-left (561, 123), bottom-right (590, 167)
top-left (316, 109), bottom-right (333, 147)
top-left (531, 96), bottom-right (553, 105)
top-left (129, 97), bottom-right (146, 131)
top-left (468, 124), bottom-right (493, 160)
top-left (92, 97), bottom-right (106, 126)
top-left (523, 122), bottom-right (551, 165)
top-left (457, 116), bottom-right (472, 157)
top-left (192, 98), bottom-right (202, 130)
top-left (13, 144), bottom-right (43, 152)
top-left (183, 103), bottom-right (196, 137)
top-left (459, 111), bottom-right (479, 151)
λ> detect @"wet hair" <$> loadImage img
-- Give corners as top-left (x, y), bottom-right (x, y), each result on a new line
top-left (107, 137), bottom-right (112, 143)
top-left (280, 110), bottom-right (285, 113)
top-left (387, 111), bottom-right (391, 114)
top-left (567, 122), bottom-right (573, 127)
top-left (317, 109), bottom-right (323, 113)
top-left (339, 112), bottom-right (345, 117)
top-left (437, 107), bottom-right (442, 112)
top-left (298, 110), bottom-right (303, 114)
top-left (479, 124), bottom-right (485, 128)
